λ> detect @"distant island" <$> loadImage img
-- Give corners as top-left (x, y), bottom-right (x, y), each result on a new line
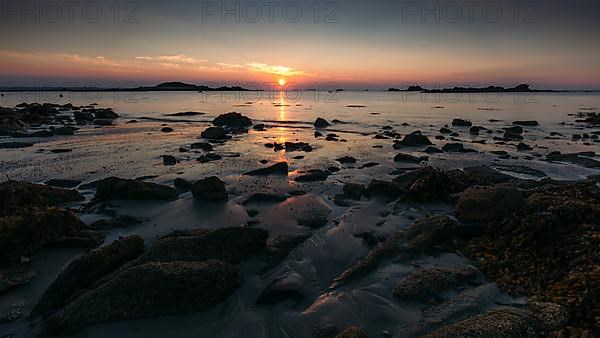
top-left (388, 84), bottom-right (560, 93)
top-left (0, 82), bottom-right (261, 92)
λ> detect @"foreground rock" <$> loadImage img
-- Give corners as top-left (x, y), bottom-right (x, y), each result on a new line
top-left (256, 273), bottom-right (304, 305)
top-left (45, 260), bottom-right (240, 334)
top-left (0, 264), bottom-right (36, 294)
top-left (0, 181), bottom-right (83, 214)
top-left (335, 327), bottom-right (369, 338)
top-left (395, 131), bottom-right (432, 147)
top-left (134, 227), bottom-right (268, 265)
top-left (191, 176), bottom-right (228, 201)
top-left (201, 126), bottom-right (230, 140)
top-left (331, 216), bottom-right (457, 288)
top-left (32, 236), bottom-right (145, 317)
top-left (392, 266), bottom-right (478, 302)
top-left (424, 309), bottom-right (536, 337)
top-left (95, 177), bottom-right (179, 201)
top-left (461, 181), bottom-right (600, 332)
top-left (455, 185), bottom-right (524, 223)
top-left (314, 117), bottom-right (330, 128)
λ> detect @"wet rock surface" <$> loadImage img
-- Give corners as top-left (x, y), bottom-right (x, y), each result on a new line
top-left (95, 177), bottom-right (179, 201)
top-left (392, 266), bottom-right (478, 302)
top-left (191, 176), bottom-right (228, 201)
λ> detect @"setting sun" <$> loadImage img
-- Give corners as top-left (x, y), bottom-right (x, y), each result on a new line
top-left (278, 78), bottom-right (286, 86)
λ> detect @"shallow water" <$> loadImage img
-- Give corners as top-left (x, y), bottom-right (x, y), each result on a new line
top-left (0, 91), bottom-right (599, 337)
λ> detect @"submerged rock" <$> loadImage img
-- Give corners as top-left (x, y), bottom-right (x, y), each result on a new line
top-left (392, 266), bottom-right (478, 302)
top-left (455, 185), bottom-right (524, 223)
top-left (95, 177), bottom-right (179, 201)
top-left (90, 215), bottom-right (143, 230)
top-left (32, 236), bottom-right (145, 317)
top-left (256, 273), bottom-right (304, 305)
top-left (191, 176), bottom-right (228, 201)
top-left (244, 162), bottom-right (289, 176)
top-left (45, 260), bottom-right (240, 334)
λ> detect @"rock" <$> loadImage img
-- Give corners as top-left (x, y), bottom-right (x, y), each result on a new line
top-left (517, 143), bottom-right (532, 151)
top-left (394, 153), bottom-right (427, 163)
top-left (93, 109), bottom-right (119, 120)
top-left (440, 127), bottom-right (453, 134)
top-left (337, 156), bottom-right (357, 164)
top-left (191, 176), bottom-right (227, 201)
top-left (297, 216), bottom-right (328, 229)
top-left (295, 170), bottom-right (329, 182)
top-left (95, 177), bottom-right (179, 201)
top-left (314, 117), bottom-right (331, 128)
top-left (253, 123), bottom-right (266, 131)
top-left (469, 126), bottom-right (483, 135)
top-left (32, 236), bottom-right (145, 317)
top-left (162, 155), bottom-right (177, 166)
top-left (160, 127), bottom-right (173, 133)
top-left (335, 327), bottom-right (369, 338)
top-left (0, 303), bottom-right (23, 323)
top-left (45, 260), bottom-right (240, 334)
top-left (547, 153), bottom-right (600, 168)
top-left (364, 180), bottom-right (404, 200)
top-left (513, 120), bottom-right (539, 126)
top-left (333, 194), bottom-right (354, 207)
top-left (134, 227), bottom-right (268, 265)
top-left (455, 185), bottom-right (524, 223)
top-left (452, 119), bottom-right (472, 127)
top-left (90, 215), bottom-right (143, 230)
top-left (173, 178), bottom-right (192, 192)
top-left (392, 266), bottom-right (478, 301)
top-left (503, 126), bottom-right (523, 134)
top-left (442, 143), bottom-right (473, 153)
top-left (423, 309), bottom-right (536, 337)
top-left (343, 183), bottom-right (365, 200)
top-left (262, 233), bottom-right (312, 271)
top-left (504, 131), bottom-right (524, 141)
top-left (166, 111), bottom-right (205, 117)
top-left (52, 127), bottom-right (75, 136)
top-left (197, 153), bottom-right (222, 163)
top-left (45, 179), bottom-right (81, 189)
top-left (396, 131), bottom-right (433, 147)
top-left (424, 146), bottom-right (444, 154)
top-left (0, 264), bottom-right (36, 294)
top-left (0, 208), bottom-right (85, 264)
top-left (190, 142), bottom-right (214, 151)
top-left (530, 302), bottom-right (568, 334)
top-left (74, 111), bottom-right (94, 121)
top-left (0, 141), bottom-right (33, 149)
top-left (201, 126), bottom-right (230, 140)
top-left (422, 283), bottom-right (499, 325)
top-left (256, 273), bottom-right (304, 305)
top-left (213, 112), bottom-right (252, 127)
top-left (31, 130), bottom-right (54, 137)
top-left (244, 162), bottom-right (288, 176)
top-left (242, 193), bottom-right (287, 205)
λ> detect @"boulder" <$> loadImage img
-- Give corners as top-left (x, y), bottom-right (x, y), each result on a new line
top-left (244, 162), bottom-right (289, 176)
top-left (201, 126), bottom-right (230, 140)
top-left (392, 266), bottom-right (478, 301)
top-left (424, 146), bottom-right (444, 154)
top-left (133, 227), bottom-right (268, 265)
top-left (213, 112), bottom-right (252, 127)
top-left (95, 177), bottom-right (179, 201)
top-left (0, 141), bottom-right (34, 149)
top-left (337, 156), bottom-right (357, 164)
top-left (295, 170), bottom-right (330, 182)
top-left (191, 176), bottom-right (228, 201)
top-left (503, 126), bottom-right (523, 134)
top-left (455, 185), bottom-right (524, 223)
top-left (162, 155), bottom-right (177, 166)
top-left (92, 109), bottom-right (119, 120)
top-left (32, 236), bottom-right (145, 317)
top-left (242, 193), bottom-right (288, 205)
top-left (0, 181), bottom-right (84, 214)
top-left (343, 183), bottom-right (365, 200)
top-left (197, 153), bottom-right (222, 163)
top-left (314, 117), bottom-right (330, 128)
top-left (190, 142), bottom-right (214, 151)
top-left (394, 153), bottom-right (426, 163)
top-left (160, 127), bottom-right (173, 133)
top-left (0, 264), bottom-right (36, 294)
top-left (452, 119), bottom-right (472, 127)
top-left (45, 260), bottom-right (240, 334)
top-left (364, 180), bottom-right (404, 200)
top-left (513, 120), bottom-right (539, 126)
top-left (173, 178), bottom-right (192, 192)
top-left (396, 131), bottom-right (432, 147)
top-left (423, 310), bottom-right (536, 338)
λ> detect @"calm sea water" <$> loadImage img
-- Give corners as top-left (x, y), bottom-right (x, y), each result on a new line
top-left (2, 91), bottom-right (599, 132)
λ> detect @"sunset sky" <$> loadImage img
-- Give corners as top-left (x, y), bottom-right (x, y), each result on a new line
top-left (1, 0), bottom-right (600, 89)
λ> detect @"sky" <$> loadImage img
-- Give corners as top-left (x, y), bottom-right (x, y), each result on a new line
top-left (1, 0), bottom-right (600, 89)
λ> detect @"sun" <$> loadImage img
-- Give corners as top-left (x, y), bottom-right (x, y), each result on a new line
top-left (278, 78), bottom-right (286, 86)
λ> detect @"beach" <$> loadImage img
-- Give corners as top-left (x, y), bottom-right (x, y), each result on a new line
top-left (1, 91), bottom-right (599, 337)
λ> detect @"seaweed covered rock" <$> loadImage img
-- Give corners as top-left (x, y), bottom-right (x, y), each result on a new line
top-left (95, 177), bottom-right (179, 201)
top-left (423, 309), bottom-right (536, 337)
top-left (0, 181), bottom-right (83, 215)
top-left (0, 208), bottom-right (86, 264)
top-left (134, 227), bottom-right (268, 265)
top-left (462, 181), bottom-right (600, 331)
top-left (32, 236), bottom-right (145, 317)
top-left (392, 266), bottom-right (478, 301)
top-left (455, 185), bottom-right (524, 223)
top-left (45, 260), bottom-right (240, 334)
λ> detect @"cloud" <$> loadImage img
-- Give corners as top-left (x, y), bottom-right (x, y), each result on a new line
top-left (135, 55), bottom-right (207, 64)
top-left (245, 62), bottom-right (305, 76)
